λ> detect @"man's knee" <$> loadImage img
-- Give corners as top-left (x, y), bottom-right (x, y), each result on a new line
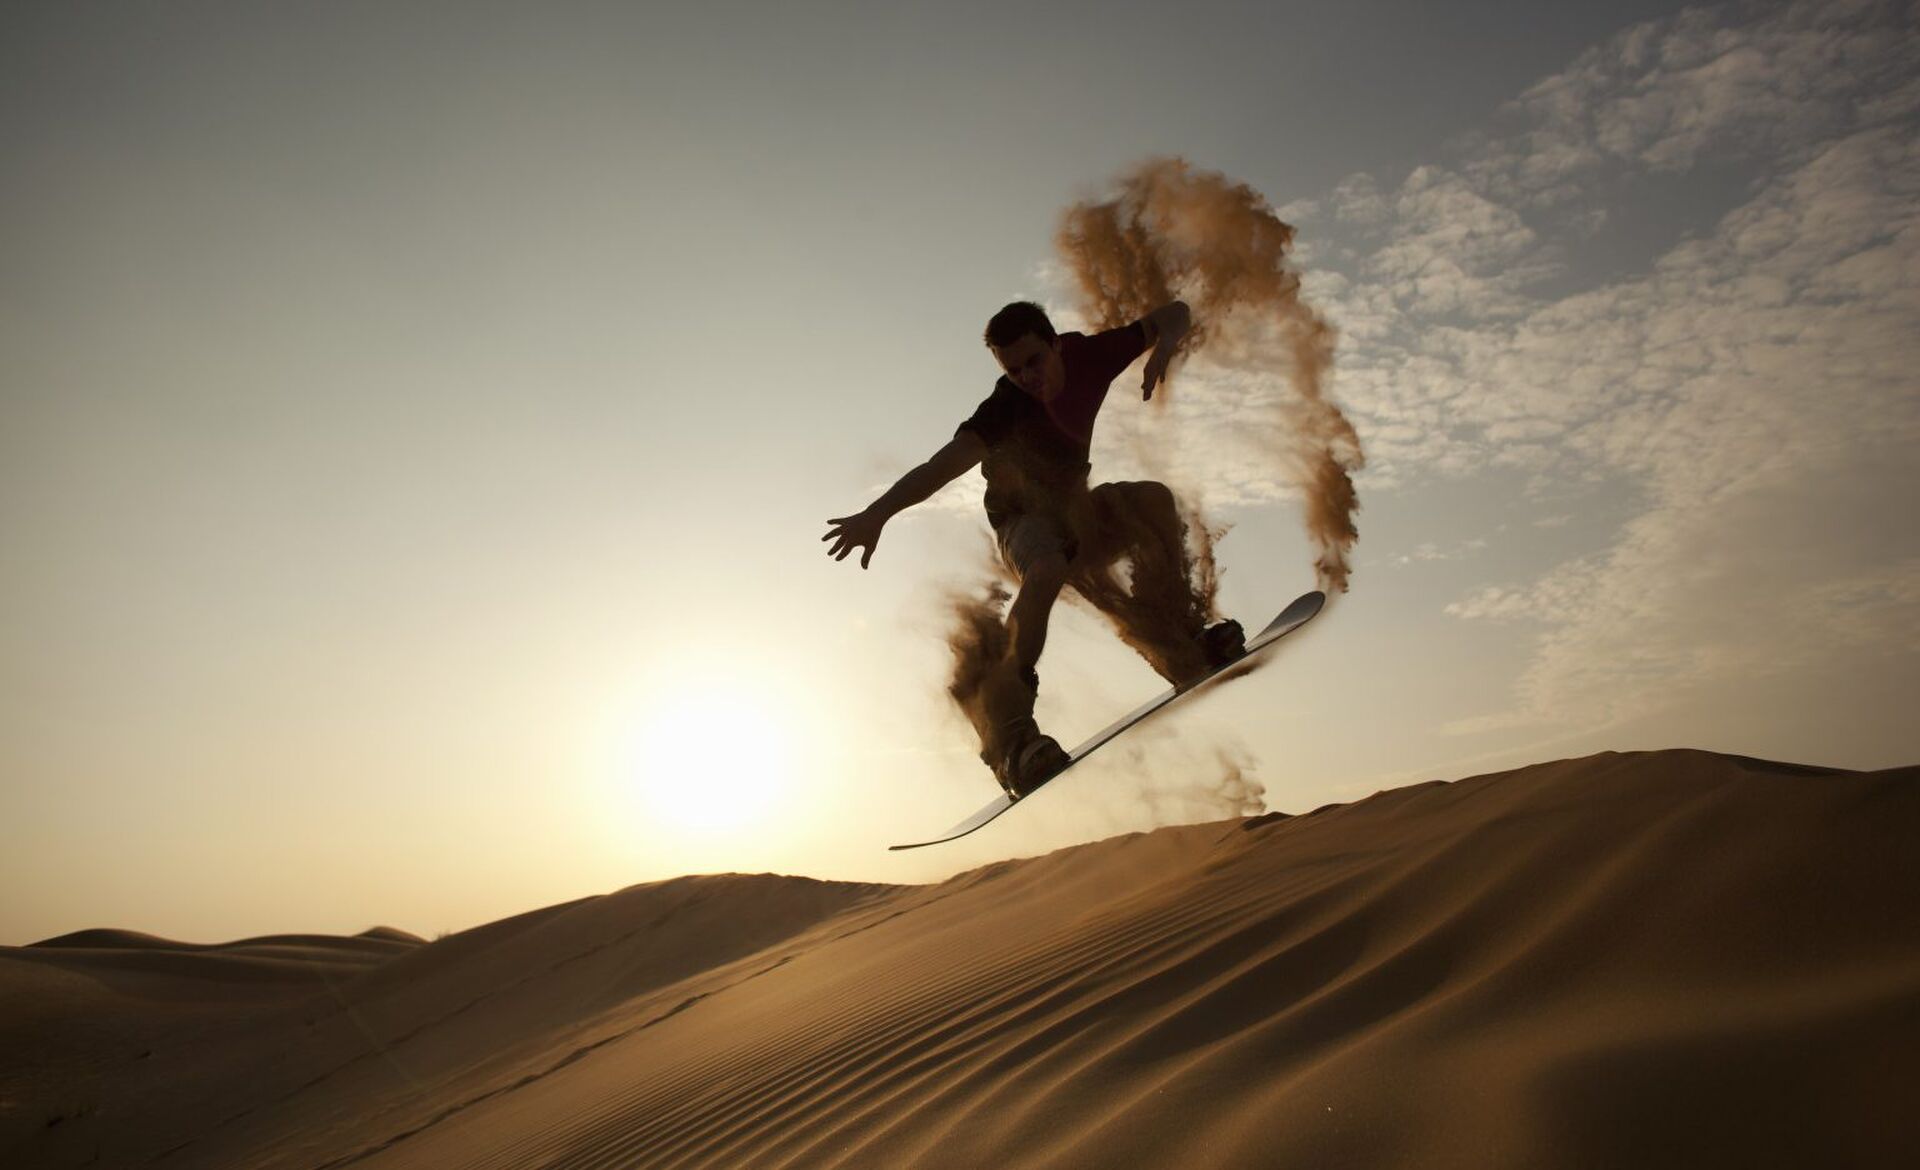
top-left (1097, 479), bottom-right (1178, 518)
top-left (1135, 480), bottom-right (1178, 516)
top-left (1000, 514), bottom-right (1078, 582)
top-left (1020, 551), bottom-right (1071, 591)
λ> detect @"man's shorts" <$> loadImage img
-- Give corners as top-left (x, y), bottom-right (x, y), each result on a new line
top-left (994, 511), bottom-right (1080, 581)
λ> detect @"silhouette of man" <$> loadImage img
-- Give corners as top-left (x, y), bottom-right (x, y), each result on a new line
top-left (825, 301), bottom-right (1242, 796)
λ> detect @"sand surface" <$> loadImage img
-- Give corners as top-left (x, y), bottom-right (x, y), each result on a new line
top-left (5, 748), bottom-right (1917, 1168)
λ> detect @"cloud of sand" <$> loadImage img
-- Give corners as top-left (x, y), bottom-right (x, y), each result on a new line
top-left (1057, 157), bottom-right (1365, 593)
top-left (1104, 730), bottom-right (1269, 824)
top-left (941, 570), bottom-right (1013, 762)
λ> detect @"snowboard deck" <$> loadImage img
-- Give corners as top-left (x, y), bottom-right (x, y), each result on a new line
top-left (888, 590), bottom-right (1325, 851)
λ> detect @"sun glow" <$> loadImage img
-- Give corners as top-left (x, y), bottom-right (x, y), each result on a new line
top-left (614, 677), bottom-right (803, 839)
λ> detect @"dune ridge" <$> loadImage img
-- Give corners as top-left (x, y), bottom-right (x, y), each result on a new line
top-left (4, 749), bottom-right (1916, 1169)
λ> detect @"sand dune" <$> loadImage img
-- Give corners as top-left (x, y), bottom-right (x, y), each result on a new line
top-left (5, 749), bottom-right (1916, 1168)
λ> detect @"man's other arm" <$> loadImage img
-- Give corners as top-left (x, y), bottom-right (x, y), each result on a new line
top-left (1139, 301), bottom-right (1192, 399)
top-left (823, 431), bottom-right (986, 569)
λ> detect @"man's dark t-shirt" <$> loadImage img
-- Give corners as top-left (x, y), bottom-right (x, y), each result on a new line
top-left (956, 323), bottom-right (1149, 527)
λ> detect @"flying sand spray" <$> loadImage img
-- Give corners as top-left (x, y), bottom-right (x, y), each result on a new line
top-left (1056, 156), bottom-right (1364, 595)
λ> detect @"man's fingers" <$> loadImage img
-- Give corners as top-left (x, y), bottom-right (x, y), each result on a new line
top-left (823, 515), bottom-right (876, 567)
top-left (1142, 345), bottom-right (1174, 399)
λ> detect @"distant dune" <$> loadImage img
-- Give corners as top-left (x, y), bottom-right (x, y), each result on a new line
top-left (4, 749), bottom-right (1916, 1169)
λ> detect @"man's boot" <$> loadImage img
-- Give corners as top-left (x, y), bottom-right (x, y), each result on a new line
top-left (1166, 618), bottom-right (1248, 691)
top-left (973, 659), bottom-right (1068, 798)
top-left (1200, 618), bottom-right (1246, 670)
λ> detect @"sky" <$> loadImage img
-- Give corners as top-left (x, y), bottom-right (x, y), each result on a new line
top-left (3, 0), bottom-right (1915, 945)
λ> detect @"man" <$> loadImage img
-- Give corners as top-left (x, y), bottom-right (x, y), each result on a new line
top-left (824, 301), bottom-right (1243, 796)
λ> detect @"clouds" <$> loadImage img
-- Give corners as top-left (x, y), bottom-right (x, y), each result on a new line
top-left (1350, 167), bottom-right (1559, 320)
top-left (1468, 0), bottom-right (1919, 201)
top-left (1252, 0), bottom-right (1918, 742)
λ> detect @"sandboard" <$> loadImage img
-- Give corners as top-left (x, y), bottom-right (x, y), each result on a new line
top-left (888, 590), bottom-right (1326, 851)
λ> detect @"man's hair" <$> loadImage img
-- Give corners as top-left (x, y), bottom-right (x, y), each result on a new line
top-left (983, 301), bottom-right (1057, 349)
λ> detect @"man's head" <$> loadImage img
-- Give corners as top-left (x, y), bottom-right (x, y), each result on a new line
top-left (985, 301), bottom-right (1065, 402)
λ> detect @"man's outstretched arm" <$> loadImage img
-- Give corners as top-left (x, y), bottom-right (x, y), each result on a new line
top-left (1139, 300), bottom-right (1192, 399)
top-left (823, 431), bottom-right (985, 569)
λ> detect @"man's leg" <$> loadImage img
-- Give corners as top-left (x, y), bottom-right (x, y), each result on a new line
top-left (1006, 550), bottom-right (1069, 677)
top-left (965, 517), bottom-right (1074, 794)
top-left (1069, 481), bottom-right (1227, 687)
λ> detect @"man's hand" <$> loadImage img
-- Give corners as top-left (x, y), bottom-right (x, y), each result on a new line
top-left (1141, 339), bottom-right (1177, 400)
top-left (823, 508), bottom-right (887, 569)
top-left (824, 435), bottom-right (982, 569)
top-left (1140, 301), bottom-right (1192, 399)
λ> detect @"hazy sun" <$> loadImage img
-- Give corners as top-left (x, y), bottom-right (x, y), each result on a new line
top-left (619, 681), bottom-right (799, 837)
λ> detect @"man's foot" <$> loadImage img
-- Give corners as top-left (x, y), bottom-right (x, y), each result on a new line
top-left (1200, 618), bottom-right (1246, 670)
top-left (1168, 619), bottom-right (1248, 691)
top-left (994, 733), bottom-right (1069, 799)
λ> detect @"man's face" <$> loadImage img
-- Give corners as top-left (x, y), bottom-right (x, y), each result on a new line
top-left (992, 333), bottom-right (1065, 401)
